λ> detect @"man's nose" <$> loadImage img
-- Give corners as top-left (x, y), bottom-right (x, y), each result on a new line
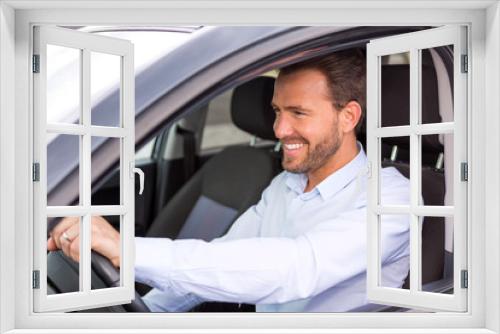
top-left (273, 113), bottom-right (293, 139)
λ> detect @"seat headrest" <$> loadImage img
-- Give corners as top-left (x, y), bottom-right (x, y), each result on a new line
top-left (379, 51), bottom-right (443, 154)
top-left (230, 76), bottom-right (277, 141)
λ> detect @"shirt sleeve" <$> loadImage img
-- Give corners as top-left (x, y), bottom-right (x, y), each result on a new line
top-left (137, 174), bottom-right (276, 311)
top-left (136, 207), bottom-right (409, 306)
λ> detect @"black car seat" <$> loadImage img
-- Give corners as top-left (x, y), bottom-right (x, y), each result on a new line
top-left (379, 50), bottom-right (447, 289)
top-left (146, 76), bottom-right (280, 242)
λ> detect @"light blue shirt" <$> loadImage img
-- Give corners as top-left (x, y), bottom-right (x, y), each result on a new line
top-left (135, 144), bottom-right (410, 312)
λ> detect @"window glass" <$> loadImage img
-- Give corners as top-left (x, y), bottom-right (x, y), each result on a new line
top-left (381, 52), bottom-right (410, 128)
top-left (379, 136), bottom-right (410, 206)
top-left (379, 214), bottom-right (411, 290)
top-left (91, 137), bottom-right (122, 206)
top-left (420, 215), bottom-right (454, 294)
top-left (91, 52), bottom-right (121, 127)
top-left (420, 46), bottom-right (454, 124)
top-left (46, 44), bottom-right (81, 124)
top-left (47, 134), bottom-right (80, 206)
top-left (91, 215), bottom-right (121, 290)
top-left (47, 216), bottom-right (81, 294)
top-left (420, 134), bottom-right (453, 206)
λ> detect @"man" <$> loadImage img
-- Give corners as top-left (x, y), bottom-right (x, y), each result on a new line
top-left (47, 49), bottom-right (410, 312)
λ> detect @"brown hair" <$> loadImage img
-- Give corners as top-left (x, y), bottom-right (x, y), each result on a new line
top-left (278, 48), bottom-right (366, 134)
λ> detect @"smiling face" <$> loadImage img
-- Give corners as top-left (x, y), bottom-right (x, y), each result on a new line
top-left (271, 68), bottom-right (343, 175)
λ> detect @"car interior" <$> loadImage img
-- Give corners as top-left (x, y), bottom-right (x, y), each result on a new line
top-left (46, 43), bottom-right (454, 312)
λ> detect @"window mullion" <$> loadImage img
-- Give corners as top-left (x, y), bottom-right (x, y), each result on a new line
top-left (366, 45), bottom-right (380, 294)
top-left (81, 48), bottom-right (91, 293)
top-left (376, 124), bottom-right (456, 138)
top-left (121, 47), bottom-right (134, 292)
top-left (409, 47), bottom-right (422, 293)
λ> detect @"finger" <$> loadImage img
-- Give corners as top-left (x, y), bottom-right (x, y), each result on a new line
top-left (47, 236), bottom-right (58, 251)
top-left (59, 223), bottom-right (80, 258)
top-left (58, 223), bottom-right (80, 249)
top-left (51, 216), bottom-right (79, 249)
top-left (69, 235), bottom-right (80, 263)
top-left (60, 233), bottom-right (72, 258)
top-left (90, 216), bottom-right (119, 249)
top-left (89, 216), bottom-right (121, 267)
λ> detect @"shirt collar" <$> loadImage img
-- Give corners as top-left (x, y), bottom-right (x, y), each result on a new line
top-left (285, 141), bottom-right (368, 200)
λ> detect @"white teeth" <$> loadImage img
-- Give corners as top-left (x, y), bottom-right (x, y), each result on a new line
top-left (284, 143), bottom-right (304, 150)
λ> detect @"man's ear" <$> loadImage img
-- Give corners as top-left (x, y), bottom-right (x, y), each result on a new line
top-left (339, 101), bottom-right (362, 134)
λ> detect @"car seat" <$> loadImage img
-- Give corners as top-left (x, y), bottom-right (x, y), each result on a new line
top-left (146, 76), bottom-right (280, 241)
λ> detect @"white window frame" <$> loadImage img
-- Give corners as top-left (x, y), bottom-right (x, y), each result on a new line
top-left (0, 2), bottom-right (498, 333)
top-left (32, 26), bottom-right (136, 312)
top-left (366, 26), bottom-right (468, 312)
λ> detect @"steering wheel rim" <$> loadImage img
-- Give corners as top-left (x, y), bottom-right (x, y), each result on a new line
top-left (90, 251), bottom-right (150, 312)
top-left (47, 250), bottom-right (150, 312)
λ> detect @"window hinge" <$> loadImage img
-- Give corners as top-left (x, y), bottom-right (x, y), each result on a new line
top-left (32, 270), bottom-right (40, 289)
top-left (461, 54), bottom-right (468, 73)
top-left (33, 163), bottom-right (40, 182)
top-left (461, 270), bottom-right (468, 289)
top-left (32, 55), bottom-right (40, 73)
top-left (461, 162), bottom-right (468, 181)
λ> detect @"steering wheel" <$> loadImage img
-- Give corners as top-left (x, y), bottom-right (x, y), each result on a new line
top-left (47, 250), bottom-right (150, 312)
top-left (90, 251), bottom-right (150, 312)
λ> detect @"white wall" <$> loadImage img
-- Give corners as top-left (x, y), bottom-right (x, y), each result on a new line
top-left (485, 2), bottom-right (500, 332)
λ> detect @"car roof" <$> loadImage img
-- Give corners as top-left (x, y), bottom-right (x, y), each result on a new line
top-left (133, 26), bottom-right (296, 115)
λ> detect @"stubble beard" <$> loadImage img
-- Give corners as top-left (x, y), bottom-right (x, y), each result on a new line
top-left (282, 126), bottom-right (342, 175)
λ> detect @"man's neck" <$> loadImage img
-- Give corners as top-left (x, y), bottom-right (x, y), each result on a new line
top-left (303, 138), bottom-right (360, 193)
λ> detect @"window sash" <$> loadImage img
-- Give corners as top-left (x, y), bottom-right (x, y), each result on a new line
top-left (33, 25), bottom-right (135, 312)
top-left (366, 25), bottom-right (468, 312)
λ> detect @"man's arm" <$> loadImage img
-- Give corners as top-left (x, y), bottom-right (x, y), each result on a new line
top-left (135, 209), bottom-right (409, 305)
top-left (138, 180), bottom-right (275, 311)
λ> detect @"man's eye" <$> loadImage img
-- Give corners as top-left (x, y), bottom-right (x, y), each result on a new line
top-left (293, 110), bottom-right (305, 117)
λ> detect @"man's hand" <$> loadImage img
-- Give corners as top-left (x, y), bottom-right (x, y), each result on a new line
top-left (47, 216), bottom-right (121, 268)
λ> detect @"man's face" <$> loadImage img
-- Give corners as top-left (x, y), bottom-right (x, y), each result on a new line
top-left (271, 68), bottom-right (343, 174)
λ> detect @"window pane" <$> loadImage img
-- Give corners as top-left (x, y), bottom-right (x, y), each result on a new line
top-left (91, 215), bottom-right (121, 290)
top-left (379, 214), bottom-right (411, 290)
top-left (381, 52), bottom-right (410, 127)
top-left (47, 134), bottom-right (80, 206)
top-left (91, 52), bottom-right (121, 127)
top-left (47, 45), bottom-right (81, 125)
top-left (47, 216), bottom-right (81, 294)
top-left (91, 137), bottom-right (121, 205)
top-left (380, 136), bottom-right (410, 206)
top-left (420, 134), bottom-right (453, 206)
top-left (420, 216), bottom-right (454, 294)
top-left (420, 46), bottom-right (454, 124)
